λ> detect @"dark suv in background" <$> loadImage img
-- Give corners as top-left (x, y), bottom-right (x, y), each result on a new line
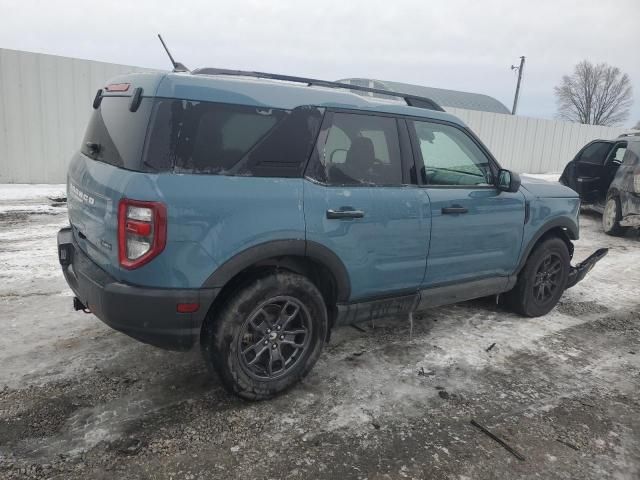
top-left (560, 133), bottom-right (640, 235)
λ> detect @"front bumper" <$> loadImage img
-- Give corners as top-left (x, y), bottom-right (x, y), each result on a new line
top-left (566, 248), bottom-right (608, 289)
top-left (57, 227), bottom-right (219, 351)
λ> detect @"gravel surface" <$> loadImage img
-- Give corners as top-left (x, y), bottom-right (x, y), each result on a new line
top-left (0, 189), bottom-right (639, 479)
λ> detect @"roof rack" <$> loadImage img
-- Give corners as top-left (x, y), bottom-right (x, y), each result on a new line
top-left (618, 132), bottom-right (640, 138)
top-left (191, 67), bottom-right (444, 112)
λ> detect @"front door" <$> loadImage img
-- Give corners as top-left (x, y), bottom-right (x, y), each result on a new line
top-left (304, 111), bottom-right (429, 301)
top-left (407, 119), bottom-right (525, 287)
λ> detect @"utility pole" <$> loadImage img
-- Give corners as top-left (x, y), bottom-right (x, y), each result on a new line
top-left (510, 56), bottom-right (525, 115)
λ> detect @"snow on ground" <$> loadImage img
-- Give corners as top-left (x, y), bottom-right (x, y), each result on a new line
top-left (0, 184), bottom-right (66, 202)
top-left (0, 184), bottom-right (66, 215)
top-left (0, 183), bottom-right (639, 479)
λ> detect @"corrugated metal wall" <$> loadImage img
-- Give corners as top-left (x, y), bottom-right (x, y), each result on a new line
top-left (445, 107), bottom-right (630, 173)
top-left (0, 48), bottom-right (633, 183)
top-left (0, 48), bottom-right (153, 183)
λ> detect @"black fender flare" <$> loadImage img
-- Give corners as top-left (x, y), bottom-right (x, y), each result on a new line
top-left (515, 218), bottom-right (579, 274)
top-left (201, 239), bottom-right (351, 302)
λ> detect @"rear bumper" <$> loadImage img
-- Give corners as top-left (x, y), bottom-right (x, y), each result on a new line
top-left (57, 227), bottom-right (219, 351)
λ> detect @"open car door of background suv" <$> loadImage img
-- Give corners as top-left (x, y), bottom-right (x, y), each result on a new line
top-left (561, 141), bottom-right (618, 204)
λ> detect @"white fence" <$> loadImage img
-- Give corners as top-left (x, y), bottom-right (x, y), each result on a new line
top-left (446, 107), bottom-right (630, 174)
top-left (0, 49), bottom-right (152, 184)
top-left (0, 48), bottom-right (634, 183)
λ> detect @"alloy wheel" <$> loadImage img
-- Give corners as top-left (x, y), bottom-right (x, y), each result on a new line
top-left (533, 253), bottom-right (563, 304)
top-left (237, 296), bottom-right (312, 380)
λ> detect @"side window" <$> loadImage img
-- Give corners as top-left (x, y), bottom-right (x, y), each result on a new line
top-left (577, 142), bottom-right (611, 165)
top-left (320, 113), bottom-right (403, 185)
top-left (607, 143), bottom-right (627, 165)
top-left (410, 120), bottom-right (492, 186)
top-left (144, 100), bottom-right (323, 177)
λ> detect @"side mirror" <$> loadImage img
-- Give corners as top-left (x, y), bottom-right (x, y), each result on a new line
top-left (497, 169), bottom-right (521, 193)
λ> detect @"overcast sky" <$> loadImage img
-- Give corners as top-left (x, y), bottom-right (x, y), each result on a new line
top-left (1, 0), bottom-right (639, 126)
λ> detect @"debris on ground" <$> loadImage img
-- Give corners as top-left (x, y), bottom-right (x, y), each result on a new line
top-left (470, 419), bottom-right (526, 461)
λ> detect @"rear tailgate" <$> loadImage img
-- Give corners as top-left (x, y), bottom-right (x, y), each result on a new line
top-left (67, 75), bottom-right (158, 278)
top-left (67, 155), bottom-right (133, 278)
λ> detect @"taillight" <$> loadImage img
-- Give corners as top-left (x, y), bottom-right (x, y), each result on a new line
top-left (118, 199), bottom-right (167, 269)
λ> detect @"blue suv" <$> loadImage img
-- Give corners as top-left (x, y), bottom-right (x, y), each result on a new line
top-left (57, 69), bottom-right (606, 399)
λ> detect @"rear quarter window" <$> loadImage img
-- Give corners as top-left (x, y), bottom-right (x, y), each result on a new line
top-left (144, 100), bottom-right (324, 177)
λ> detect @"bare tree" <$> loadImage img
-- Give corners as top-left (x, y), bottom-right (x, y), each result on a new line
top-left (555, 60), bottom-right (633, 126)
top-left (634, 120), bottom-right (640, 130)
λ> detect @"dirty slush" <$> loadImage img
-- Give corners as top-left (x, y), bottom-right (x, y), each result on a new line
top-left (1, 189), bottom-right (639, 479)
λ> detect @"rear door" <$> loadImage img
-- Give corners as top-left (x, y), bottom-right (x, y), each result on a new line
top-left (407, 119), bottom-right (525, 287)
top-left (304, 111), bottom-right (429, 300)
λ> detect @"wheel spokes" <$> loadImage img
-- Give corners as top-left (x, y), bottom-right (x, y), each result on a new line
top-left (245, 342), bottom-right (269, 366)
top-left (268, 346), bottom-right (285, 376)
top-left (238, 296), bottom-right (312, 380)
top-left (277, 301), bottom-right (300, 329)
top-left (281, 329), bottom-right (307, 348)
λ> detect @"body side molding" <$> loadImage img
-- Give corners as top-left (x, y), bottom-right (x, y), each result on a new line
top-left (334, 276), bottom-right (513, 326)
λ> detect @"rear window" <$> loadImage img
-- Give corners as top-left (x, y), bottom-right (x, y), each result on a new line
top-left (143, 100), bottom-right (324, 177)
top-left (81, 97), bottom-right (153, 170)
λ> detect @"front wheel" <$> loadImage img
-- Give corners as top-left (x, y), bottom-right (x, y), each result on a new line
top-left (202, 272), bottom-right (328, 400)
top-left (506, 237), bottom-right (570, 317)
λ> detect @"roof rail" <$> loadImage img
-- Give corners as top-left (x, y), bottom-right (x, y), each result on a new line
top-left (617, 132), bottom-right (640, 138)
top-left (191, 67), bottom-right (444, 112)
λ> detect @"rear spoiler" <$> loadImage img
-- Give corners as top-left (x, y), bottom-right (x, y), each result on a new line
top-left (92, 83), bottom-right (144, 112)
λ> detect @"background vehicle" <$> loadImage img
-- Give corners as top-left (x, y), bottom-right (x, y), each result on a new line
top-left (58, 69), bottom-right (606, 399)
top-left (560, 133), bottom-right (640, 235)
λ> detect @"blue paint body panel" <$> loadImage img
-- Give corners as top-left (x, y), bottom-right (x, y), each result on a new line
top-left (304, 181), bottom-right (430, 300)
top-left (422, 188), bottom-right (526, 287)
top-left (67, 153), bottom-right (305, 289)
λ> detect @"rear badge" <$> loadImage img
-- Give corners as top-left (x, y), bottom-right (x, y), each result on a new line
top-left (100, 239), bottom-right (112, 251)
top-left (70, 183), bottom-right (96, 206)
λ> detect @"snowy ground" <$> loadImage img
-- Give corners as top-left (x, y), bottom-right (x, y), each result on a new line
top-left (0, 183), bottom-right (639, 479)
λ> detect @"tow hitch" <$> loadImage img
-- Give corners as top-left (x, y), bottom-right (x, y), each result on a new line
top-left (73, 297), bottom-right (92, 314)
top-left (566, 248), bottom-right (608, 289)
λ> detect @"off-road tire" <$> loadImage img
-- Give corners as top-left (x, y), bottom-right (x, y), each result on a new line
top-left (602, 195), bottom-right (628, 237)
top-left (201, 272), bottom-right (327, 400)
top-left (506, 237), bottom-right (570, 317)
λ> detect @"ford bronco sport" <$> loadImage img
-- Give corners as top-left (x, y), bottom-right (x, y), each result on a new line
top-left (57, 68), bottom-right (606, 399)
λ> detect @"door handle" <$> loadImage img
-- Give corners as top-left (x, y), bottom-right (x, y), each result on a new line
top-left (441, 205), bottom-right (468, 214)
top-left (326, 208), bottom-right (365, 219)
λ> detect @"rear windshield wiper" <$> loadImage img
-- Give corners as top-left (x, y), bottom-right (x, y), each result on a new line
top-left (85, 141), bottom-right (102, 158)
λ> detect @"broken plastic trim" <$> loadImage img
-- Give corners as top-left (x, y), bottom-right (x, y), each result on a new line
top-left (566, 248), bottom-right (608, 289)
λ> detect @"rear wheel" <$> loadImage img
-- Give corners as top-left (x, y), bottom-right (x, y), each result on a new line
top-left (506, 237), bottom-right (570, 317)
top-left (602, 196), bottom-right (628, 236)
top-left (202, 272), bottom-right (327, 400)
